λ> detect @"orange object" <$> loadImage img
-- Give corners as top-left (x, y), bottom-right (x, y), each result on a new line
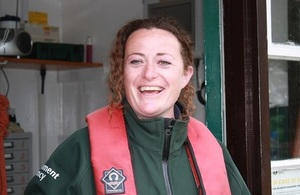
top-left (0, 95), bottom-right (9, 195)
top-left (87, 107), bottom-right (231, 195)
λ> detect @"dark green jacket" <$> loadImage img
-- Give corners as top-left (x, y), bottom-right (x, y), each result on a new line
top-left (24, 105), bottom-right (250, 195)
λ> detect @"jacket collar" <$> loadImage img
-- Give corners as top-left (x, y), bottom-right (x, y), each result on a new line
top-left (123, 102), bottom-right (189, 157)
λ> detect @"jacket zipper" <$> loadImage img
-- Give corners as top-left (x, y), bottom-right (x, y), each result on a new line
top-left (162, 119), bottom-right (175, 195)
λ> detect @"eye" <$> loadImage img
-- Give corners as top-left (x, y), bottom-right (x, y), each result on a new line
top-left (126, 59), bottom-right (144, 67)
top-left (130, 59), bottom-right (142, 64)
top-left (158, 60), bottom-right (172, 66)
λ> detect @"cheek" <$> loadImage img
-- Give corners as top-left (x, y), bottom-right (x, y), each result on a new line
top-left (124, 70), bottom-right (137, 91)
top-left (179, 76), bottom-right (189, 89)
top-left (123, 66), bottom-right (131, 82)
top-left (171, 71), bottom-right (188, 87)
top-left (123, 77), bottom-right (131, 94)
top-left (123, 68), bottom-right (132, 84)
top-left (180, 68), bottom-right (193, 88)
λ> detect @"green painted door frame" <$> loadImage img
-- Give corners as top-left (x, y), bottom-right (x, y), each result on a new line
top-left (203, 0), bottom-right (224, 142)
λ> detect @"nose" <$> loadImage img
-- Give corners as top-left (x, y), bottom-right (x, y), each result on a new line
top-left (142, 63), bottom-right (158, 80)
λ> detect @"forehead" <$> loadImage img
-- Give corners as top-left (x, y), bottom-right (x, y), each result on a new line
top-left (125, 28), bottom-right (181, 52)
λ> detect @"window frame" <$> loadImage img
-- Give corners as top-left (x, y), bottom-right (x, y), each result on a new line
top-left (267, 3), bottom-right (300, 195)
top-left (267, 0), bottom-right (300, 61)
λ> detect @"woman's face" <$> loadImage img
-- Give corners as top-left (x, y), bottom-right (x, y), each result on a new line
top-left (124, 28), bottom-right (193, 119)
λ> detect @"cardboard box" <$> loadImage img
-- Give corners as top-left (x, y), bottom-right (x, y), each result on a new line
top-left (23, 23), bottom-right (60, 43)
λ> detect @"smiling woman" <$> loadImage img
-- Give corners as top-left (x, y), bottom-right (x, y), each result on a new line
top-left (24, 16), bottom-right (250, 195)
top-left (123, 28), bottom-right (193, 119)
top-left (108, 16), bottom-right (196, 120)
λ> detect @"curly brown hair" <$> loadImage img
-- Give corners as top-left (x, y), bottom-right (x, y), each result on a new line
top-left (108, 16), bottom-right (195, 118)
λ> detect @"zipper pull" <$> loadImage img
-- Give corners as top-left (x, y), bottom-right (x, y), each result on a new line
top-left (162, 119), bottom-right (175, 161)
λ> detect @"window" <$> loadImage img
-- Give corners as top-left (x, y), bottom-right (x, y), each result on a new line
top-left (267, 0), bottom-right (300, 61)
top-left (267, 0), bottom-right (300, 194)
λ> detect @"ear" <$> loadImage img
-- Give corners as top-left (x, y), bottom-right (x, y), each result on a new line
top-left (181, 65), bottom-right (194, 89)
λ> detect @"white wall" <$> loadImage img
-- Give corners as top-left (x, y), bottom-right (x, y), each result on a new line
top-left (0, 0), bottom-right (205, 176)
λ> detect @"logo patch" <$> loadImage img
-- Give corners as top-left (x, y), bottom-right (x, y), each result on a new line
top-left (101, 167), bottom-right (126, 194)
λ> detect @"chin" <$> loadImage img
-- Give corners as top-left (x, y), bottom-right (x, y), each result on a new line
top-left (136, 109), bottom-right (161, 119)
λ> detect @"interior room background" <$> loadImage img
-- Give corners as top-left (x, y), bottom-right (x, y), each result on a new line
top-left (0, 0), bottom-right (205, 177)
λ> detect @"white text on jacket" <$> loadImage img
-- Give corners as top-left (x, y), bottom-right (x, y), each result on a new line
top-left (35, 164), bottom-right (60, 181)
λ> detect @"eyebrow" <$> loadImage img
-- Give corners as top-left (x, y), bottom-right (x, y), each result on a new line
top-left (127, 52), bottom-right (169, 57)
top-left (128, 52), bottom-right (144, 56)
top-left (157, 53), bottom-right (168, 56)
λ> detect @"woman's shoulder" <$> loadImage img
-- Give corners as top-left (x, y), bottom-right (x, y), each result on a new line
top-left (49, 127), bottom-right (90, 157)
top-left (63, 127), bottom-right (89, 146)
top-left (24, 127), bottom-right (95, 194)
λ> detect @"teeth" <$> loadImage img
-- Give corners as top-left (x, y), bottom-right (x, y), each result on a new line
top-left (140, 86), bottom-right (163, 91)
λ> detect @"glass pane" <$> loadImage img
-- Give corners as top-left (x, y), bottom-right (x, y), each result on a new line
top-left (271, 0), bottom-right (300, 46)
top-left (269, 59), bottom-right (300, 160)
top-left (268, 1), bottom-right (300, 194)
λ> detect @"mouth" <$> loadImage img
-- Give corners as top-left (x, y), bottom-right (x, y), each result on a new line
top-left (139, 86), bottom-right (164, 94)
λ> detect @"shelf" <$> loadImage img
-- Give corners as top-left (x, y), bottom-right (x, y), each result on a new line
top-left (0, 57), bottom-right (103, 70)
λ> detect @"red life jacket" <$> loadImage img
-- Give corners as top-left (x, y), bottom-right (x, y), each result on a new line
top-left (87, 106), bottom-right (231, 195)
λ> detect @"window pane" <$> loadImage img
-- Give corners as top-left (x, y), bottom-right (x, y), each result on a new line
top-left (269, 59), bottom-right (300, 160)
top-left (268, 0), bottom-right (300, 194)
top-left (271, 0), bottom-right (300, 46)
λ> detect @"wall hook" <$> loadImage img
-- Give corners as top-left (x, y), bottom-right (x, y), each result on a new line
top-left (194, 57), bottom-right (206, 105)
top-left (40, 65), bottom-right (46, 94)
